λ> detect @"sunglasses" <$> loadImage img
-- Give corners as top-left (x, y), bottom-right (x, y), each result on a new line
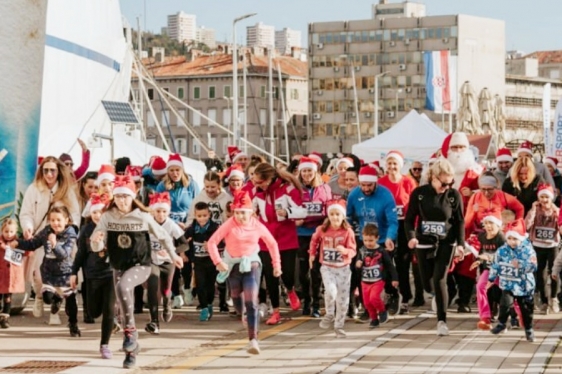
top-left (438, 179), bottom-right (454, 188)
top-left (480, 187), bottom-right (496, 193)
top-left (42, 168), bottom-right (58, 175)
top-left (412, 168), bottom-right (422, 172)
top-left (64, 162), bottom-right (74, 167)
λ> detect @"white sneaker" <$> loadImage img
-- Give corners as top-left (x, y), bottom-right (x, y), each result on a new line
top-left (33, 298), bottom-right (44, 318)
top-left (182, 289), bottom-right (194, 306)
top-left (431, 296), bottom-right (437, 313)
top-left (48, 313), bottom-right (61, 325)
top-left (227, 298), bottom-right (234, 307)
top-left (550, 299), bottom-right (560, 314)
top-left (172, 295), bottom-right (184, 309)
top-left (319, 314), bottom-right (334, 329)
top-left (334, 328), bottom-right (346, 338)
top-left (247, 338), bottom-right (260, 355)
top-left (258, 303), bottom-right (268, 319)
top-left (437, 321), bottom-right (449, 336)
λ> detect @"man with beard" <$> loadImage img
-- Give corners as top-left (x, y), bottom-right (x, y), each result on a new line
top-left (494, 148), bottom-right (513, 185)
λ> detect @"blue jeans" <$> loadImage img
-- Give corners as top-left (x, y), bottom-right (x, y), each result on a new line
top-left (229, 262), bottom-right (262, 340)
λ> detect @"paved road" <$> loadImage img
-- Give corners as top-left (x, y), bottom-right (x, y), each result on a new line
top-left (0, 302), bottom-right (561, 374)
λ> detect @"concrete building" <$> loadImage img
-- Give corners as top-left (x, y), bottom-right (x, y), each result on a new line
top-left (307, 1), bottom-right (505, 152)
top-left (167, 11), bottom-right (196, 43)
top-left (247, 22), bottom-right (275, 49)
top-left (372, 0), bottom-right (426, 19)
top-left (525, 50), bottom-right (562, 80)
top-left (132, 49), bottom-right (308, 160)
top-left (196, 27), bottom-right (216, 49)
top-left (506, 56), bottom-right (538, 77)
top-left (275, 28), bottom-right (302, 55)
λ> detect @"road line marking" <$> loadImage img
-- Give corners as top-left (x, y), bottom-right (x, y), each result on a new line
top-left (528, 318), bottom-right (562, 374)
top-left (161, 317), bottom-right (309, 373)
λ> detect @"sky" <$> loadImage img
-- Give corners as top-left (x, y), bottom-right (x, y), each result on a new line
top-left (119, 0), bottom-right (561, 53)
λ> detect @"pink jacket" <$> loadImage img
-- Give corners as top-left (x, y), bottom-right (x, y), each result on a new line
top-left (249, 177), bottom-right (307, 251)
top-left (309, 226), bottom-right (357, 267)
top-left (301, 183), bottom-right (333, 228)
top-left (207, 216), bottom-right (281, 269)
top-left (73, 149), bottom-right (90, 181)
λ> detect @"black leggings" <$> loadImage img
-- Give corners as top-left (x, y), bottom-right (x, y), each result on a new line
top-left (499, 291), bottom-right (534, 330)
top-left (194, 259), bottom-right (217, 307)
top-left (394, 221), bottom-right (413, 303)
top-left (147, 262), bottom-right (175, 323)
top-left (171, 262), bottom-right (193, 296)
top-left (43, 291), bottom-right (78, 324)
top-left (535, 246), bottom-right (559, 304)
top-left (298, 236), bottom-right (321, 309)
top-left (415, 242), bottom-right (455, 322)
top-left (87, 277), bottom-right (115, 345)
top-left (259, 249), bottom-right (297, 309)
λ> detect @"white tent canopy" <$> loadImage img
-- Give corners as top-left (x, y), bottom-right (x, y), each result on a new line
top-left (351, 110), bottom-right (447, 164)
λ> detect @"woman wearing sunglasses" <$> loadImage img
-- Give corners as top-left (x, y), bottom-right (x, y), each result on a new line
top-left (19, 156), bottom-right (81, 323)
top-left (502, 157), bottom-right (545, 215)
top-left (404, 159), bottom-right (465, 337)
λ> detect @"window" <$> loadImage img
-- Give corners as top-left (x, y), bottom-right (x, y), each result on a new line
top-left (239, 85), bottom-right (244, 98)
top-left (177, 87), bottom-right (184, 99)
top-left (193, 110), bottom-right (201, 126)
top-left (163, 87), bottom-right (169, 92)
top-left (147, 138), bottom-right (156, 146)
top-left (148, 89), bottom-right (154, 100)
top-left (260, 86), bottom-right (266, 98)
top-left (146, 111), bottom-right (155, 127)
top-left (223, 108), bottom-right (231, 126)
top-left (224, 85), bottom-right (231, 98)
top-left (260, 109), bottom-right (267, 126)
top-left (208, 109), bottom-right (216, 127)
top-left (177, 109), bottom-right (186, 125)
top-left (209, 136), bottom-right (216, 151)
top-left (175, 138), bottom-right (187, 154)
top-left (192, 139), bottom-right (200, 155)
top-left (222, 137), bottom-right (229, 155)
top-left (161, 110), bottom-right (170, 126)
top-left (194, 86), bottom-right (201, 99)
top-left (209, 86), bottom-right (216, 99)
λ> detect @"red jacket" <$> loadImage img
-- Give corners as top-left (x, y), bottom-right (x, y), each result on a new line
top-left (301, 183), bottom-right (333, 228)
top-left (378, 175), bottom-right (416, 219)
top-left (457, 167), bottom-right (482, 211)
top-left (249, 178), bottom-right (307, 251)
top-left (309, 226), bottom-right (356, 267)
top-left (464, 191), bottom-right (524, 237)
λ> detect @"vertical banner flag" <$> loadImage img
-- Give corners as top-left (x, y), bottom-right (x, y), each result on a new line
top-left (0, 1), bottom-right (47, 220)
top-left (543, 83), bottom-right (552, 156)
top-left (424, 50), bottom-right (458, 114)
top-left (554, 98), bottom-right (562, 159)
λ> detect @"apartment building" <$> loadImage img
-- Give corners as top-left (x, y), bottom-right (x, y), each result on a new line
top-left (167, 12), bottom-right (196, 43)
top-left (196, 27), bottom-right (216, 49)
top-left (275, 28), bottom-right (302, 55)
top-left (308, 1), bottom-right (505, 152)
top-left (247, 22), bottom-right (275, 49)
top-left (132, 48), bottom-right (308, 160)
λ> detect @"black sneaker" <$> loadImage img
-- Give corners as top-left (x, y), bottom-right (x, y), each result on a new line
top-left (302, 301), bottom-right (311, 316)
top-left (144, 322), bottom-right (160, 335)
top-left (491, 323), bottom-right (507, 335)
top-left (412, 298), bottom-right (425, 307)
top-left (69, 323), bottom-right (81, 337)
top-left (399, 303), bottom-right (409, 315)
top-left (51, 299), bottom-right (62, 315)
top-left (511, 317), bottom-right (520, 329)
top-left (83, 316), bottom-right (95, 324)
top-left (525, 329), bottom-right (536, 342)
top-left (457, 304), bottom-right (471, 313)
top-left (369, 319), bottom-right (380, 329)
top-left (311, 308), bottom-right (321, 318)
top-left (0, 317), bottom-right (9, 329)
top-left (386, 295), bottom-right (399, 316)
top-left (219, 304), bottom-right (229, 313)
top-left (379, 311), bottom-right (389, 325)
top-left (123, 328), bottom-right (139, 352)
top-left (123, 345), bottom-right (139, 369)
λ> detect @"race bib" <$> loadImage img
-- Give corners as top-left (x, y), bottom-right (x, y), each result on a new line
top-left (169, 211), bottom-right (187, 223)
top-left (535, 227), bottom-right (555, 241)
top-left (4, 247), bottom-right (24, 266)
top-left (151, 240), bottom-right (162, 251)
top-left (362, 265), bottom-right (381, 282)
top-left (194, 241), bottom-right (209, 257)
top-left (396, 205), bottom-right (404, 219)
top-left (323, 248), bottom-right (343, 264)
top-left (421, 221), bottom-right (446, 237)
top-left (498, 262), bottom-right (519, 281)
top-left (304, 202), bottom-right (323, 217)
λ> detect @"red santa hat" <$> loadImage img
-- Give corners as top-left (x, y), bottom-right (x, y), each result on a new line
top-left (465, 234), bottom-right (481, 257)
top-left (327, 199), bottom-right (347, 216)
top-left (125, 165), bottom-right (143, 182)
top-left (517, 141), bottom-right (533, 157)
top-left (441, 132), bottom-right (469, 159)
top-left (429, 152), bottom-right (439, 165)
top-left (482, 215), bottom-right (502, 228)
top-left (113, 175), bottom-right (137, 198)
top-left (359, 165), bottom-right (378, 183)
top-left (496, 148), bottom-right (513, 163)
top-left (504, 219), bottom-right (528, 241)
top-left (544, 156), bottom-right (559, 170)
top-left (96, 164), bottom-right (116, 186)
top-left (371, 161), bottom-right (381, 173)
top-left (308, 152), bottom-right (323, 167)
top-left (224, 165), bottom-right (245, 181)
top-left (228, 146), bottom-right (247, 163)
top-left (149, 191), bottom-right (171, 211)
top-left (298, 156), bottom-right (318, 172)
top-left (385, 150), bottom-right (404, 169)
top-left (537, 183), bottom-right (555, 200)
top-left (89, 193), bottom-right (110, 214)
top-left (231, 191), bottom-right (253, 211)
top-left (167, 153), bottom-right (183, 170)
top-left (336, 157), bottom-right (354, 169)
top-left (150, 156), bottom-right (167, 176)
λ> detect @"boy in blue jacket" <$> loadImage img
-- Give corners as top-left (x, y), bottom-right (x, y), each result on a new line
top-left (487, 219), bottom-right (537, 342)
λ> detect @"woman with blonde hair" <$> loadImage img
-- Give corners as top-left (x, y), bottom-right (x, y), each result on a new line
top-left (502, 157), bottom-right (544, 214)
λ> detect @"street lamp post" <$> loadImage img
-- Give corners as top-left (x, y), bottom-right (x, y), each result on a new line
top-left (232, 12), bottom-right (257, 147)
top-left (373, 71), bottom-right (389, 137)
top-left (222, 96), bottom-right (232, 145)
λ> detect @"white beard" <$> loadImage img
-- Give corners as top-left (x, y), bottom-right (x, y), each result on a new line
top-left (448, 149), bottom-right (476, 189)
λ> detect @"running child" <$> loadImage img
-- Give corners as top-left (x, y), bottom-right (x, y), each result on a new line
top-left (0, 219), bottom-right (26, 328)
top-left (90, 176), bottom-right (183, 368)
top-left (207, 191), bottom-right (281, 355)
top-left (310, 199), bottom-right (357, 338)
top-left (488, 219), bottom-right (537, 342)
top-left (356, 223), bottom-right (398, 328)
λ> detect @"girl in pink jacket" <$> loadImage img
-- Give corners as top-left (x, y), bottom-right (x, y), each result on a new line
top-left (207, 191), bottom-right (281, 355)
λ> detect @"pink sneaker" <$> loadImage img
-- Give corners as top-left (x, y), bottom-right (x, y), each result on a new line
top-left (288, 290), bottom-right (301, 311)
top-left (100, 345), bottom-right (112, 359)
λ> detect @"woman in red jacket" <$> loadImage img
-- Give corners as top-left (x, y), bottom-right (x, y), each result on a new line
top-left (378, 150), bottom-right (417, 315)
top-left (251, 162), bottom-right (307, 325)
top-left (296, 156), bottom-right (332, 317)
